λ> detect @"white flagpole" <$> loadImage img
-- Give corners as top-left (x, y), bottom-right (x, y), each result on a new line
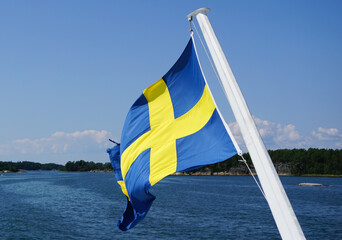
top-left (187, 8), bottom-right (305, 240)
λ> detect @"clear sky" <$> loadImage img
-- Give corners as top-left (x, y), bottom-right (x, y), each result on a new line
top-left (0, 0), bottom-right (341, 164)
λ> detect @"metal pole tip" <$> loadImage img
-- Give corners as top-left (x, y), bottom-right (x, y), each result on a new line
top-left (187, 8), bottom-right (210, 19)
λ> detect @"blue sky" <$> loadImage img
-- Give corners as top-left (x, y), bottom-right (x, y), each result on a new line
top-left (0, 0), bottom-right (341, 164)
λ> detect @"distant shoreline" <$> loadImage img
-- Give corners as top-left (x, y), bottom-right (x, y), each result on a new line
top-left (2, 149), bottom-right (341, 176)
top-left (171, 172), bottom-right (342, 177)
top-left (1, 169), bottom-right (341, 177)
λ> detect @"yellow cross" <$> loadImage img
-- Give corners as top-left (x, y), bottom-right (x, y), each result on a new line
top-left (119, 79), bottom-right (215, 196)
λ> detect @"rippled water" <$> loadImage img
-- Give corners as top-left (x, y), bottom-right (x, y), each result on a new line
top-left (0, 171), bottom-right (341, 239)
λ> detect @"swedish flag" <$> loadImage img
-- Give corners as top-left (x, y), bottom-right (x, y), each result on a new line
top-left (107, 38), bottom-right (237, 231)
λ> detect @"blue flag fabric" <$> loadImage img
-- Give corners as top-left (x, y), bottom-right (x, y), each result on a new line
top-left (107, 38), bottom-right (237, 231)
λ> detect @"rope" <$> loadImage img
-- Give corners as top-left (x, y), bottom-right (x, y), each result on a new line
top-left (191, 21), bottom-right (223, 93)
top-left (190, 20), bottom-right (266, 200)
top-left (191, 21), bottom-right (233, 108)
top-left (238, 154), bottom-right (266, 199)
top-left (190, 21), bottom-right (242, 155)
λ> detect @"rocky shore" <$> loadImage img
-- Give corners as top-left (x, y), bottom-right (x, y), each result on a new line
top-left (89, 169), bottom-right (113, 173)
top-left (0, 169), bottom-right (25, 173)
top-left (172, 163), bottom-right (292, 176)
top-left (297, 183), bottom-right (330, 187)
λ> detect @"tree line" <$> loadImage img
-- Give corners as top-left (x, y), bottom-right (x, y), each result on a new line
top-left (0, 160), bottom-right (112, 172)
top-left (0, 161), bottom-right (64, 172)
top-left (192, 148), bottom-right (342, 175)
top-left (64, 160), bottom-right (112, 172)
top-left (1, 148), bottom-right (341, 175)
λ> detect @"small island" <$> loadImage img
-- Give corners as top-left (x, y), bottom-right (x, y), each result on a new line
top-left (298, 183), bottom-right (327, 187)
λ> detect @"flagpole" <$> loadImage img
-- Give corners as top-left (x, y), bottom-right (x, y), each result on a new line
top-left (187, 8), bottom-right (305, 240)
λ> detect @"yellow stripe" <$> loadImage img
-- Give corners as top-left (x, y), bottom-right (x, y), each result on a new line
top-left (143, 80), bottom-right (177, 185)
top-left (117, 180), bottom-right (130, 200)
top-left (173, 83), bottom-right (215, 139)
top-left (149, 140), bottom-right (177, 186)
top-left (143, 79), bottom-right (174, 128)
top-left (120, 79), bottom-right (215, 187)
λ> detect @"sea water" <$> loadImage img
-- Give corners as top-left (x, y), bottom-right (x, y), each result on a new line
top-left (0, 171), bottom-right (341, 239)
